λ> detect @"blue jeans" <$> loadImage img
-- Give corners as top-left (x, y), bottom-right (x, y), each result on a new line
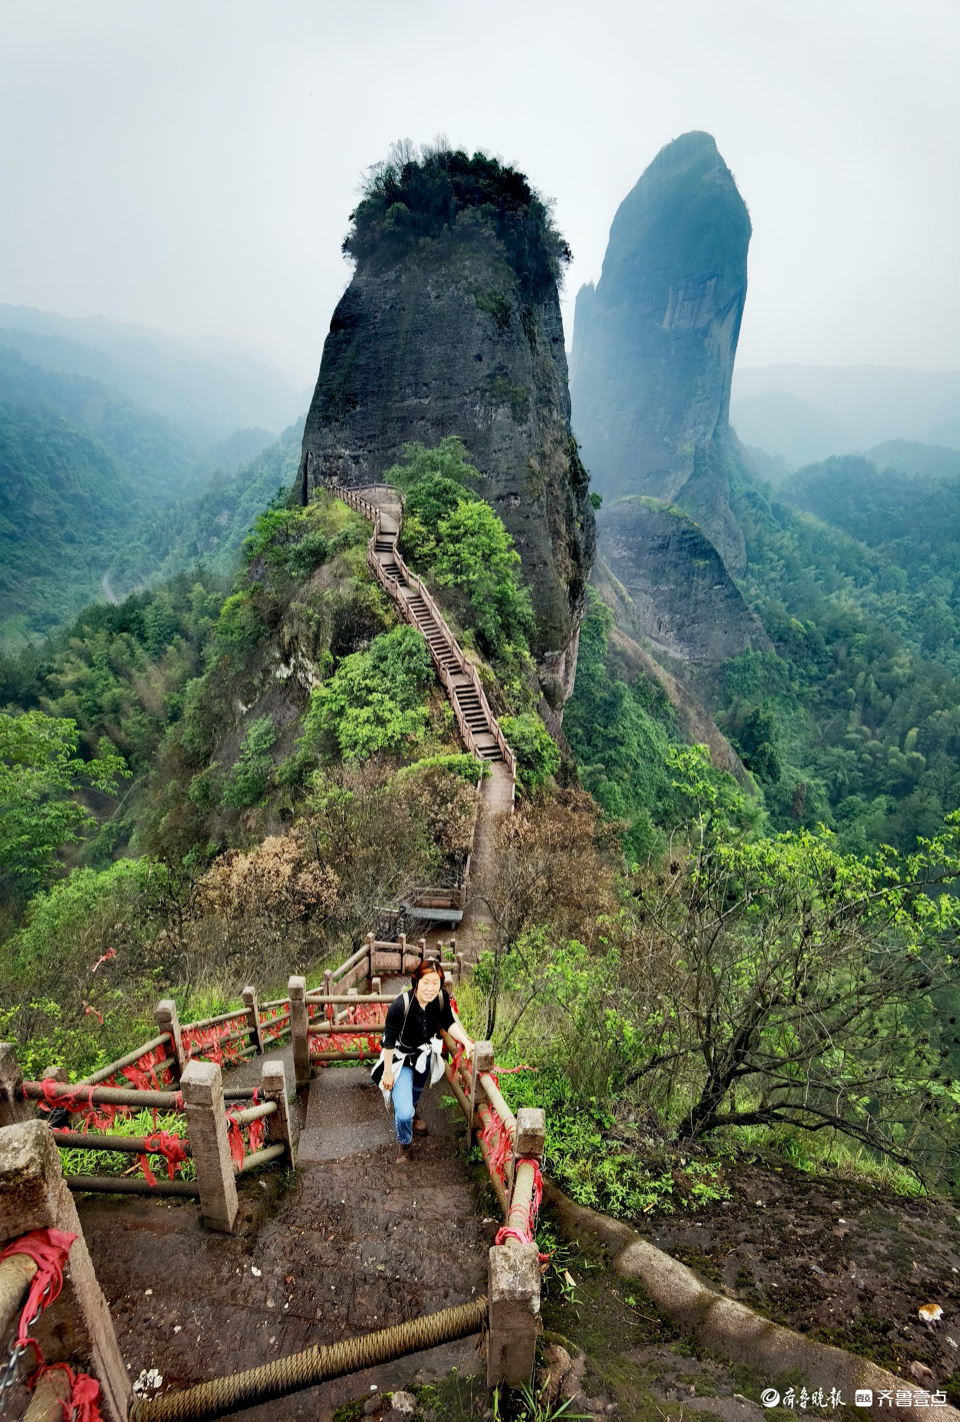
top-left (392, 1062), bottom-right (427, 1146)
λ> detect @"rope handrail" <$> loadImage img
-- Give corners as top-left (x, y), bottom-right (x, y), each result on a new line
top-left (21, 1080), bottom-right (184, 1109)
top-left (183, 1008), bottom-right (249, 1033)
top-left (127, 1294), bottom-right (488, 1422)
top-left (49, 1130), bottom-right (193, 1158)
top-left (76, 1033), bottom-right (172, 1087)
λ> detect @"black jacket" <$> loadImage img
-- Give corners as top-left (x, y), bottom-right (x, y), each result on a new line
top-left (380, 988), bottom-right (454, 1055)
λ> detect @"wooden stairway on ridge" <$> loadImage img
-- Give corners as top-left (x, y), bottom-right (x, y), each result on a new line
top-left (331, 482), bottom-right (516, 781)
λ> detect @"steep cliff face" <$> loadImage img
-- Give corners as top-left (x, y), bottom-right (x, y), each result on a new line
top-left (298, 151), bottom-right (595, 703)
top-left (571, 131), bottom-right (751, 573)
top-left (596, 497), bottom-right (769, 666)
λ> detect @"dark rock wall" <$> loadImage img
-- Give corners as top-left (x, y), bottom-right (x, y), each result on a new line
top-left (597, 498), bottom-right (769, 666)
top-left (298, 240), bottom-right (595, 699)
top-left (571, 131), bottom-right (751, 574)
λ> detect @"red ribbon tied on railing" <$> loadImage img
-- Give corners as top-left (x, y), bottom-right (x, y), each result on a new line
top-left (0, 1228), bottom-right (76, 1361)
top-left (35, 1362), bottom-right (104, 1422)
top-left (0, 1229), bottom-right (105, 1418)
top-left (494, 1160), bottom-right (545, 1249)
top-left (139, 1131), bottom-right (190, 1186)
top-left (224, 1109), bottom-right (246, 1170)
top-left (477, 1105), bottom-right (513, 1192)
top-left (36, 1080), bottom-right (117, 1133)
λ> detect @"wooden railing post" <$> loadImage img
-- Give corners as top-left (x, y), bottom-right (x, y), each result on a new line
top-left (242, 986), bottom-right (264, 1056)
top-left (397, 933), bottom-right (407, 973)
top-left (155, 999), bottom-right (184, 1081)
top-left (487, 1240), bottom-right (541, 1389)
top-left (261, 1060), bottom-right (294, 1168)
top-left (180, 1061), bottom-right (238, 1233)
top-left (468, 1041), bottom-right (495, 1152)
top-left (418, 936), bottom-right (427, 963)
top-left (289, 976), bottom-right (311, 1090)
top-left (365, 932), bottom-right (375, 985)
top-left (0, 1042), bottom-right (31, 1127)
top-left (0, 1119), bottom-right (132, 1421)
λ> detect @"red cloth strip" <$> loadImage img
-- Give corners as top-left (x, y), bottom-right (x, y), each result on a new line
top-left (34, 1362), bottom-right (104, 1422)
top-left (138, 1131), bottom-right (190, 1185)
top-left (0, 1228), bottom-right (76, 1360)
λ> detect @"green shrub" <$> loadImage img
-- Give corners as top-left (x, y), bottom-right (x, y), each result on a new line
top-left (343, 144), bottom-right (571, 296)
top-left (433, 499), bottom-right (534, 657)
top-left (221, 715), bottom-right (276, 809)
top-left (301, 626), bottom-right (434, 763)
top-left (500, 714), bottom-right (560, 790)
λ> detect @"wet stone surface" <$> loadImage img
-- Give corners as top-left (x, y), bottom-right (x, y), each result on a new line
top-left (77, 1058), bottom-right (490, 1421)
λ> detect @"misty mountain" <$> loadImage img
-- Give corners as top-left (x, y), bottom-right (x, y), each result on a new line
top-left (863, 439), bottom-right (960, 481)
top-left (0, 328), bottom-right (297, 647)
top-left (731, 365), bottom-right (960, 468)
top-left (0, 305), bottom-right (310, 443)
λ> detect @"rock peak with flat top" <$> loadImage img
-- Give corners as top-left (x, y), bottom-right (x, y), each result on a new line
top-left (297, 147), bottom-right (595, 708)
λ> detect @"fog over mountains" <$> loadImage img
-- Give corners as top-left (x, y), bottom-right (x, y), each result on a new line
top-left (732, 365), bottom-right (960, 471)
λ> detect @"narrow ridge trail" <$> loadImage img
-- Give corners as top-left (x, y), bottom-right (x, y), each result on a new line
top-left (77, 482), bottom-right (524, 1417)
top-left (333, 483), bottom-right (517, 960)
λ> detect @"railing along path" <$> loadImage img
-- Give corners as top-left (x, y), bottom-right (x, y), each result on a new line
top-left (0, 479), bottom-right (551, 1415)
top-left (0, 928), bottom-right (545, 1417)
top-left (331, 481), bottom-right (517, 791)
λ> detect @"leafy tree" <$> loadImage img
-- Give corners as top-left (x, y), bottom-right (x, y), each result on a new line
top-left (0, 711), bottom-right (124, 895)
top-left (433, 499), bottom-right (534, 656)
top-left (385, 437), bottom-right (479, 496)
top-left (301, 626), bottom-right (434, 763)
top-left (500, 713), bottom-right (560, 790)
top-left (622, 808), bottom-right (960, 1181)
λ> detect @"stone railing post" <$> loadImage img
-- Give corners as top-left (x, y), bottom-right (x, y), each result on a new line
top-left (511, 1107), bottom-right (545, 1183)
top-left (365, 932), bottom-right (375, 982)
top-left (180, 1061), bottom-right (238, 1233)
top-left (418, 936), bottom-right (427, 963)
top-left (467, 1041), bottom-right (495, 1152)
top-left (261, 1060), bottom-right (295, 1168)
top-left (487, 1240), bottom-right (541, 1389)
top-left (155, 999), bottom-right (184, 1081)
top-left (289, 976), bottom-right (311, 1090)
top-left (242, 986), bottom-right (264, 1056)
top-left (371, 976), bottom-right (382, 997)
top-left (0, 1043), bottom-right (31, 1127)
top-left (0, 1119), bottom-right (131, 1422)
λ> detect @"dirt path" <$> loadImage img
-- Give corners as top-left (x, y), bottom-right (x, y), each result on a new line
top-left (78, 1045), bottom-right (490, 1421)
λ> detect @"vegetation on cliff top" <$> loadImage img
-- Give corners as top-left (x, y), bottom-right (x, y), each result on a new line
top-left (343, 142), bottom-right (571, 295)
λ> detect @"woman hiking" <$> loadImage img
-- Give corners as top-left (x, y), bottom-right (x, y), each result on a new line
top-left (372, 959), bottom-right (474, 1163)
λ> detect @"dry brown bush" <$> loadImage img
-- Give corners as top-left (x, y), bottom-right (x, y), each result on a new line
top-left (196, 832), bottom-right (338, 922)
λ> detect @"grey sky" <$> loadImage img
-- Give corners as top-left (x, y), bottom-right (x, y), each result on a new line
top-left (2, 0), bottom-right (958, 385)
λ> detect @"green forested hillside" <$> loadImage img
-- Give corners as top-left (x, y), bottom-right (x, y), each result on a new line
top-left (782, 456), bottom-right (960, 672)
top-left (0, 400), bottom-right (142, 643)
top-left (2, 443), bottom-right (960, 1240)
top-left (0, 344), bottom-right (291, 645)
top-left (106, 420), bottom-right (303, 597)
top-left (712, 466), bottom-right (960, 851)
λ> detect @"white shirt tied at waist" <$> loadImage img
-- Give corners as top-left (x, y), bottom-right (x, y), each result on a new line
top-left (374, 1035), bottom-right (445, 1087)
